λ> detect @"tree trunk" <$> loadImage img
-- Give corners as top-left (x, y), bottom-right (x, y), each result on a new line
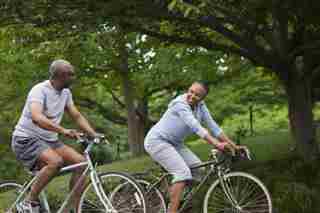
top-left (117, 28), bottom-right (146, 156)
top-left (136, 98), bottom-right (149, 145)
top-left (286, 68), bottom-right (319, 161)
top-left (119, 72), bottom-right (149, 156)
top-left (119, 67), bottom-right (145, 156)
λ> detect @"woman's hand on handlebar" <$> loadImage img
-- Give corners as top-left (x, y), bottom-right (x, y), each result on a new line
top-left (215, 142), bottom-right (236, 156)
top-left (235, 145), bottom-right (247, 150)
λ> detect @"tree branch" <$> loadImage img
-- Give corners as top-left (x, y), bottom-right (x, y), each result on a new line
top-left (109, 90), bottom-right (126, 108)
top-left (290, 40), bottom-right (320, 58)
top-left (76, 98), bottom-right (127, 125)
top-left (125, 22), bottom-right (260, 63)
top-left (144, 80), bottom-right (185, 98)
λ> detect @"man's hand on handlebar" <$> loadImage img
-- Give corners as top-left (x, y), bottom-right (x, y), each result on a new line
top-left (81, 133), bottom-right (108, 144)
top-left (62, 129), bottom-right (82, 140)
top-left (62, 129), bottom-right (108, 144)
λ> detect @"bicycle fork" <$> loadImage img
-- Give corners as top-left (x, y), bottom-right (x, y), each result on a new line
top-left (90, 167), bottom-right (118, 213)
top-left (218, 171), bottom-right (243, 211)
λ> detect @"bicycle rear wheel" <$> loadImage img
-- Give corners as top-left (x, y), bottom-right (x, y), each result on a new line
top-left (203, 171), bottom-right (272, 213)
top-left (0, 181), bottom-right (23, 212)
top-left (78, 172), bottom-right (147, 213)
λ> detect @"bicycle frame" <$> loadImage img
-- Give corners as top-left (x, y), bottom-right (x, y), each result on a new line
top-left (143, 153), bottom-right (237, 213)
top-left (7, 142), bottom-right (115, 213)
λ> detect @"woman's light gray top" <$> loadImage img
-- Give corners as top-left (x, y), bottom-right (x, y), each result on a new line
top-left (146, 94), bottom-right (222, 147)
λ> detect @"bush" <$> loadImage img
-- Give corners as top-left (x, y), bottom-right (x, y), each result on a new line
top-left (90, 143), bottom-right (114, 164)
top-left (272, 181), bottom-right (319, 213)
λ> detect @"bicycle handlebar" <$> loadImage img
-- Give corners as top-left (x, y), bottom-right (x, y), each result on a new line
top-left (77, 133), bottom-right (110, 145)
top-left (210, 147), bottom-right (252, 163)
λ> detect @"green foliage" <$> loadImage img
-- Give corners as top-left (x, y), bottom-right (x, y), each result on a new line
top-left (251, 156), bottom-right (320, 213)
top-left (273, 182), bottom-right (318, 213)
top-left (90, 144), bottom-right (114, 164)
top-left (222, 105), bottom-right (289, 136)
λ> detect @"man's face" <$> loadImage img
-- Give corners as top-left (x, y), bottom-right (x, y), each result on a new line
top-left (59, 65), bottom-right (75, 88)
top-left (186, 83), bottom-right (207, 106)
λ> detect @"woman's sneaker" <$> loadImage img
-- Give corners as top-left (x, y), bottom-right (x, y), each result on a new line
top-left (16, 200), bottom-right (40, 213)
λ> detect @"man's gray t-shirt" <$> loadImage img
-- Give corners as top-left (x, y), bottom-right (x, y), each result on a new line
top-left (13, 80), bottom-right (73, 141)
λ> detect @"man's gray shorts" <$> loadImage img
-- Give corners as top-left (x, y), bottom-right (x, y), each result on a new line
top-left (11, 136), bottom-right (64, 171)
top-left (144, 139), bottom-right (203, 183)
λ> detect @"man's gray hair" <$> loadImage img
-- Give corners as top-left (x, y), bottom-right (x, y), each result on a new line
top-left (49, 59), bottom-right (72, 78)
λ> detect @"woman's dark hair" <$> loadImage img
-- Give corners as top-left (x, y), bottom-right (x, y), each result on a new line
top-left (195, 80), bottom-right (210, 95)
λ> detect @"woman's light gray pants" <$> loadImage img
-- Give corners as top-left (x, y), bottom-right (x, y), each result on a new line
top-left (144, 139), bottom-right (203, 183)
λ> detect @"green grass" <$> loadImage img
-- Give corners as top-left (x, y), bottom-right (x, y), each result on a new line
top-left (187, 129), bottom-right (292, 162)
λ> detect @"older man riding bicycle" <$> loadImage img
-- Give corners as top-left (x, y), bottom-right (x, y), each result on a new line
top-left (11, 59), bottom-right (98, 213)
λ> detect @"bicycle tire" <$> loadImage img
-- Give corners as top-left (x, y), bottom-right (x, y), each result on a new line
top-left (78, 172), bottom-right (147, 213)
top-left (130, 179), bottom-right (166, 213)
top-left (0, 181), bottom-right (24, 212)
top-left (203, 171), bottom-right (272, 213)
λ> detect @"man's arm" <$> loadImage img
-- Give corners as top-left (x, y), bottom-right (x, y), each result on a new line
top-left (31, 102), bottom-right (79, 138)
top-left (31, 102), bottom-right (66, 134)
top-left (65, 103), bottom-right (96, 137)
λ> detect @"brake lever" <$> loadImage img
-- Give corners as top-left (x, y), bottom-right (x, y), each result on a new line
top-left (77, 133), bottom-right (86, 144)
top-left (103, 138), bottom-right (110, 145)
top-left (93, 133), bottom-right (110, 145)
top-left (243, 147), bottom-right (252, 160)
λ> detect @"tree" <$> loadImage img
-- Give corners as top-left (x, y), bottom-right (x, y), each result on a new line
top-left (0, 21), bottom-right (226, 156)
top-left (74, 24), bottom-right (226, 155)
top-left (3, 0), bottom-right (318, 160)
top-left (115, 0), bottom-right (320, 160)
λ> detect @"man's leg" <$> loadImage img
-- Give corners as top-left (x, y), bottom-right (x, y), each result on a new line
top-left (55, 144), bottom-right (86, 212)
top-left (27, 148), bottom-right (64, 202)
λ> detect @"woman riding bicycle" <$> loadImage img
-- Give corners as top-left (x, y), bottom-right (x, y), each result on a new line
top-left (144, 81), bottom-right (246, 213)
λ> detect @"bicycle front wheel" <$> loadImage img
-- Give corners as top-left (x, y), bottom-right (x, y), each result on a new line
top-left (203, 172), bottom-right (272, 213)
top-left (134, 179), bottom-right (166, 213)
top-left (78, 172), bottom-right (147, 213)
top-left (0, 181), bottom-right (24, 212)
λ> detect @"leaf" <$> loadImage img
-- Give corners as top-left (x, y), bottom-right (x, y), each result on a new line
top-left (168, 0), bottom-right (177, 11)
top-left (184, 7), bottom-right (192, 17)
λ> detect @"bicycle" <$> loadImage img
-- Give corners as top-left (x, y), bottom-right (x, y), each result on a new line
top-left (0, 134), bottom-right (147, 213)
top-left (131, 147), bottom-right (272, 213)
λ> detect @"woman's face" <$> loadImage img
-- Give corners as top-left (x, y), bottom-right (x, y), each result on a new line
top-left (186, 83), bottom-right (207, 106)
